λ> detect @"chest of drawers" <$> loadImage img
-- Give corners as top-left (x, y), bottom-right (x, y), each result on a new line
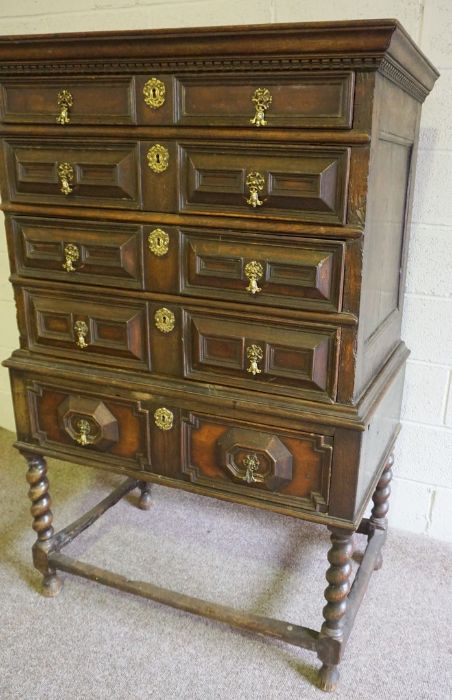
top-left (0, 20), bottom-right (438, 692)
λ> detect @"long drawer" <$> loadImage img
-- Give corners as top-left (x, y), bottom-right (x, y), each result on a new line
top-left (0, 72), bottom-right (354, 129)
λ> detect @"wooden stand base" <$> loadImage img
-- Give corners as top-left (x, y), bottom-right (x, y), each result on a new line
top-left (23, 452), bottom-right (391, 692)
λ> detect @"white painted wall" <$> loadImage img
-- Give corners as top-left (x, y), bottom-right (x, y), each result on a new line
top-left (0, 1), bottom-right (450, 542)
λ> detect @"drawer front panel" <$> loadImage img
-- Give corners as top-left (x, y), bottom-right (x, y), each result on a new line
top-left (27, 382), bottom-right (151, 470)
top-left (179, 230), bottom-right (345, 312)
top-left (11, 216), bottom-right (143, 289)
top-left (0, 76), bottom-right (136, 125)
top-left (4, 139), bottom-right (140, 208)
top-left (23, 289), bottom-right (149, 370)
top-left (178, 142), bottom-right (349, 224)
top-left (174, 72), bottom-right (354, 128)
top-left (181, 413), bottom-right (332, 512)
top-left (183, 309), bottom-right (339, 401)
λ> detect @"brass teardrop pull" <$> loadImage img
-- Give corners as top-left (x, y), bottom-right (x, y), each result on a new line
top-left (242, 453), bottom-right (261, 483)
top-left (244, 261), bottom-right (264, 294)
top-left (56, 89), bottom-right (73, 125)
top-left (58, 162), bottom-right (74, 195)
top-left (63, 243), bottom-right (80, 272)
top-left (250, 88), bottom-right (272, 127)
top-left (75, 419), bottom-right (92, 446)
top-left (245, 172), bottom-right (265, 208)
top-left (246, 344), bottom-right (263, 375)
top-left (74, 320), bottom-right (89, 349)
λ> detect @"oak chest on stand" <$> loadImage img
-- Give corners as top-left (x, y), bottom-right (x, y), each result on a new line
top-left (0, 20), bottom-right (438, 692)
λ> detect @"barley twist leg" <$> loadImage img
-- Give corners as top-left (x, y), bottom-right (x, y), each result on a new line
top-left (23, 451), bottom-right (62, 597)
top-left (317, 527), bottom-right (354, 692)
top-left (370, 452), bottom-right (393, 570)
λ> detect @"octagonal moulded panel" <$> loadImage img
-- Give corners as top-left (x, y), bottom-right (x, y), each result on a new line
top-left (57, 395), bottom-right (119, 450)
top-left (217, 427), bottom-right (293, 491)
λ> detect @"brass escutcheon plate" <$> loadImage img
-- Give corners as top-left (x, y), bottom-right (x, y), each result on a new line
top-left (143, 78), bottom-right (166, 109)
top-left (154, 307), bottom-right (175, 333)
top-left (154, 407), bottom-right (174, 431)
top-left (148, 228), bottom-right (169, 256)
top-left (147, 144), bottom-right (169, 173)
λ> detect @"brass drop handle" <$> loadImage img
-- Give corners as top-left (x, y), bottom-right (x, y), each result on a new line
top-left (250, 88), bottom-right (272, 127)
top-left (246, 172), bottom-right (265, 208)
top-left (63, 243), bottom-right (80, 272)
top-left (75, 418), bottom-right (91, 446)
top-left (244, 261), bottom-right (264, 294)
top-left (56, 89), bottom-right (73, 125)
top-left (58, 162), bottom-right (74, 195)
top-left (74, 320), bottom-right (89, 349)
top-left (242, 453), bottom-right (261, 483)
top-left (246, 344), bottom-right (263, 376)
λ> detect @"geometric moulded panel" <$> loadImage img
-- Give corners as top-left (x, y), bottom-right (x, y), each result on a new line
top-left (57, 395), bottom-right (119, 450)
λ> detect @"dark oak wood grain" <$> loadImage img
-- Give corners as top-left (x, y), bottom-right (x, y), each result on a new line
top-left (0, 19), bottom-right (438, 694)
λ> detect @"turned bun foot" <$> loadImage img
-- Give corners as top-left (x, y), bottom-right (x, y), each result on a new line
top-left (138, 482), bottom-right (152, 510)
top-left (42, 573), bottom-right (63, 597)
top-left (138, 491), bottom-right (152, 510)
top-left (318, 664), bottom-right (340, 692)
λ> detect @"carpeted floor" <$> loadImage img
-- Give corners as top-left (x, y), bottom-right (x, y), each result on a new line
top-left (0, 426), bottom-right (451, 700)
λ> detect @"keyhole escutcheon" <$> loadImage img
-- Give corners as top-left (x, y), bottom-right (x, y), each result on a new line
top-left (143, 78), bottom-right (166, 109)
top-left (147, 144), bottom-right (169, 173)
top-left (148, 228), bottom-right (169, 256)
top-left (154, 307), bottom-right (175, 333)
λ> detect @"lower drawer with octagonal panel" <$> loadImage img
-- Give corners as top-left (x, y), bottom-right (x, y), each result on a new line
top-left (26, 380), bottom-right (152, 471)
top-left (180, 412), bottom-right (333, 513)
